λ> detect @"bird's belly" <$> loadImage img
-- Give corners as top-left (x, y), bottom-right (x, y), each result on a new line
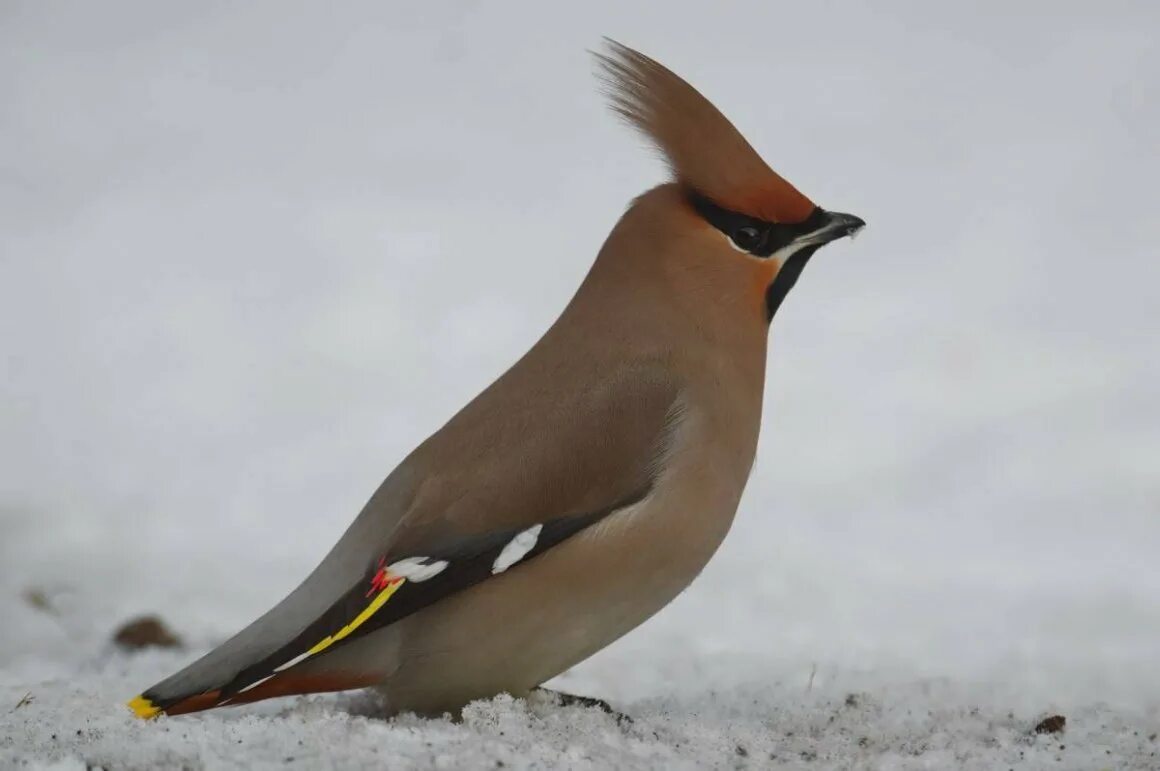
top-left (378, 484), bottom-right (739, 716)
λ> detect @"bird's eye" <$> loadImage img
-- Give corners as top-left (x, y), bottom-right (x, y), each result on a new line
top-left (731, 226), bottom-right (763, 252)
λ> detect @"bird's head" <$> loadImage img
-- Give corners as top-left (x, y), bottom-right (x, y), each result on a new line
top-left (594, 41), bottom-right (864, 323)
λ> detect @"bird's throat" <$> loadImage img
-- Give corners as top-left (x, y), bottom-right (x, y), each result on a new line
top-left (764, 246), bottom-right (819, 322)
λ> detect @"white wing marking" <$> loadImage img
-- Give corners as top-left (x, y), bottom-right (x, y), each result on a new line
top-left (491, 524), bottom-right (543, 574)
top-left (386, 556), bottom-right (449, 582)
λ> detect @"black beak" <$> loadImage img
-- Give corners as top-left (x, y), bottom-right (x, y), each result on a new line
top-left (820, 210), bottom-right (866, 242)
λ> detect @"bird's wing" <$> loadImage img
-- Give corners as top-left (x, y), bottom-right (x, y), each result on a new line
top-left (130, 363), bottom-right (681, 717)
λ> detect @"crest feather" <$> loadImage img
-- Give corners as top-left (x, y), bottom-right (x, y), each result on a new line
top-left (594, 39), bottom-right (815, 224)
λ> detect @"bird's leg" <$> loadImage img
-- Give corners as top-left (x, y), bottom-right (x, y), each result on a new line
top-left (531, 687), bottom-right (633, 725)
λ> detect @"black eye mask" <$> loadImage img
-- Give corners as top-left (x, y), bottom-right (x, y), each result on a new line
top-left (687, 191), bottom-right (827, 258)
top-left (686, 191), bottom-right (827, 321)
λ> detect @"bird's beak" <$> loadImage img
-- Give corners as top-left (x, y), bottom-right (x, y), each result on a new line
top-left (782, 209), bottom-right (866, 255)
top-left (815, 210), bottom-right (866, 244)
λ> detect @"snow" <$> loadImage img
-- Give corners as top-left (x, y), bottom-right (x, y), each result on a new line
top-left (5, 677), bottom-right (1158, 770)
top-left (2, 2), bottom-right (1159, 769)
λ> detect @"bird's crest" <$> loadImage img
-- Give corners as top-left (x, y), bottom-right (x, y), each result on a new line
top-left (594, 39), bottom-right (816, 224)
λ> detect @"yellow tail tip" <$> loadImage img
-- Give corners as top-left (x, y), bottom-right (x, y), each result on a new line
top-left (127, 695), bottom-right (161, 719)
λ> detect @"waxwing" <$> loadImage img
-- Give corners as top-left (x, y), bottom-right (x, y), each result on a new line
top-left (129, 39), bottom-right (864, 720)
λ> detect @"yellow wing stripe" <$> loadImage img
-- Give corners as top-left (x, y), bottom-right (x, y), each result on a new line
top-left (125, 577), bottom-right (406, 720)
top-left (303, 577), bottom-right (405, 658)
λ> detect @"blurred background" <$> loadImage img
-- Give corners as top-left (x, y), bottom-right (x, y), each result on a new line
top-left (2, 0), bottom-right (1157, 711)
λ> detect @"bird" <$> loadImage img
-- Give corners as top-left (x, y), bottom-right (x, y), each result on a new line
top-left (127, 39), bottom-right (864, 721)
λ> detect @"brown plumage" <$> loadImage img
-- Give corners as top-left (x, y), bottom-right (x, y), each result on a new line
top-left (128, 40), bottom-right (863, 721)
top-left (594, 39), bottom-right (817, 224)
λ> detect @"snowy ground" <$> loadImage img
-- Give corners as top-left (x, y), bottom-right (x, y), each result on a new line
top-left (3, 2), bottom-right (1159, 769)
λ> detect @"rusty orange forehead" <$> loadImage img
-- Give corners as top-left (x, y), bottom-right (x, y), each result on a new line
top-left (723, 177), bottom-right (816, 224)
